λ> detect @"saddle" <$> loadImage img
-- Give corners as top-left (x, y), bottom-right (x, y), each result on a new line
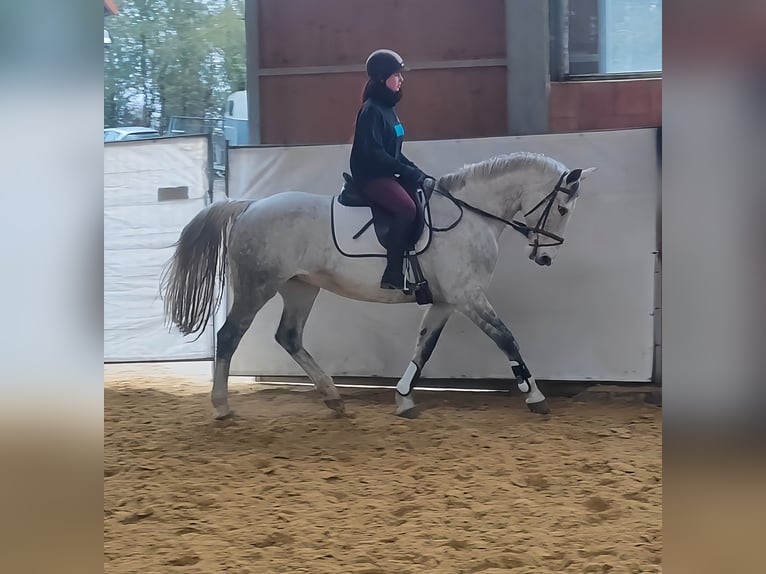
top-left (336, 173), bottom-right (434, 305)
top-left (337, 173), bottom-right (433, 251)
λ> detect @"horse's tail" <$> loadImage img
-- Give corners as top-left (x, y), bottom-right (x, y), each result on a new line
top-left (161, 200), bottom-right (252, 337)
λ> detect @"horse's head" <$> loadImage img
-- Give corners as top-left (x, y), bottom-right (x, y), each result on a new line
top-left (519, 166), bottom-right (596, 266)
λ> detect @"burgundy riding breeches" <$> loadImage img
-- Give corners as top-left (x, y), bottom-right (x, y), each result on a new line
top-left (360, 177), bottom-right (417, 224)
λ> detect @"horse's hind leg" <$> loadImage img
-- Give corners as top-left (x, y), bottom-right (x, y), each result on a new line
top-left (395, 303), bottom-right (454, 418)
top-left (457, 290), bottom-right (549, 414)
top-left (213, 285), bottom-right (277, 419)
top-left (275, 279), bottom-right (346, 417)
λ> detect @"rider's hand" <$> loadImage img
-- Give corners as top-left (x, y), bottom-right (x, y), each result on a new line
top-left (418, 174), bottom-right (435, 190)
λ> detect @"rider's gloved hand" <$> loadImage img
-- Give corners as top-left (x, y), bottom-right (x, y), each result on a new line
top-left (418, 174), bottom-right (436, 191)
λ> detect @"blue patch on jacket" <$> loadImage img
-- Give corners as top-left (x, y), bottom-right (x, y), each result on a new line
top-left (393, 123), bottom-right (405, 137)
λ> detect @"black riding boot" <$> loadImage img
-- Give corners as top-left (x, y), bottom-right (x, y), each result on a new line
top-left (380, 217), bottom-right (410, 290)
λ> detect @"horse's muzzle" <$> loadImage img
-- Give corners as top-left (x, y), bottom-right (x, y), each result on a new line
top-left (535, 254), bottom-right (552, 266)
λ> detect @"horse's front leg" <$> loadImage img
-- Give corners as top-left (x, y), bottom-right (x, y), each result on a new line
top-left (395, 303), bottom-right (455, 418)
top-left (456, 291), bottom-right (549, 414)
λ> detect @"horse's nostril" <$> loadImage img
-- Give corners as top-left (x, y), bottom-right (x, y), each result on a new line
top-left (539, 255), bottom-right (551, 266)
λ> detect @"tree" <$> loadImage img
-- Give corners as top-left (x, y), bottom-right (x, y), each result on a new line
top-left (103, 0), bottom-right (245, 130)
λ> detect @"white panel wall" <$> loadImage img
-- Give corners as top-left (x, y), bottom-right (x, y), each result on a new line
top-left (225, 129), bottom-right (658, 382)
top-left (104, 136), bottom-right (215, 362)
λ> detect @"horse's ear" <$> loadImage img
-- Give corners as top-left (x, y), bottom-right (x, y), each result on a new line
top-left (580, 167), bottom-right (597, 180)
top-left (566, 169), bottom-right (582, 184)
top-left (566, 167), bottom-right (597, 184)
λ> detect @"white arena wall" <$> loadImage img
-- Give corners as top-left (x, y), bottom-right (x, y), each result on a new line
top-left (104, 135), bottom-right (215, 362)
top-left (224, 129), bottom-right (659, 383)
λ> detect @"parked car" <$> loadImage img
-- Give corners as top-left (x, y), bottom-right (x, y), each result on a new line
top-left (104, 126), bottom-right (161, 142)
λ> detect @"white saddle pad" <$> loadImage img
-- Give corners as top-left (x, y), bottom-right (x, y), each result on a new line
top-left (331, 196), bottom-right (431, 258)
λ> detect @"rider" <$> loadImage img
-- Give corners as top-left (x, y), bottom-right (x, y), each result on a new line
top-left (350, 49), bottom-right (430, 290)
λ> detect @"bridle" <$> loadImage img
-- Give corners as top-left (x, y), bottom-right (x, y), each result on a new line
top-left (429, 172), bottom-right (578, 257)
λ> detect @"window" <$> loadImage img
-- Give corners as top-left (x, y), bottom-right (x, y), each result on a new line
top-left (568, 0), bottom-right (662, 76)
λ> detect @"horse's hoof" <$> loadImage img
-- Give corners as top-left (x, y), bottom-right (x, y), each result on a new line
top-left (324, 398), bottom-right (347, 416)
top-left (395, 406), bottom-right (421, 419)
top-left (527, 399), bottom-right (550, 415)
top-left (214, 409), bottom-right (235, 420)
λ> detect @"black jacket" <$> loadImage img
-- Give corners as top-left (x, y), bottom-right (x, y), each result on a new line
top-left (349, 86), bottom-right (423, 189)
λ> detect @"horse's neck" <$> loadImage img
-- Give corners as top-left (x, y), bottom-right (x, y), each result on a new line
top-left (459, 176), bottom-right (524, 230)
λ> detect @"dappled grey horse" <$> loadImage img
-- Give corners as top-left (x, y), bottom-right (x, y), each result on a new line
top-left (161, 152), bottom-right (596, 420)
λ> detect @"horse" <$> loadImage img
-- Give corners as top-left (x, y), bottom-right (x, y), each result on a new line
top-left (161, 152), bottom-right (596, 420)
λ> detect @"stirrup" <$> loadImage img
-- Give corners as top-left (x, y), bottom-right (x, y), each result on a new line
top-left (380, 276), bottom-right (412, 294)
top-left (404, 254), bottom-right (433, 305)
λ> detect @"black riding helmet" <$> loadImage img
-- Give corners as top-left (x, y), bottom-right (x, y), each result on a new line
top-left (365, 49), bottom-right (405, 81)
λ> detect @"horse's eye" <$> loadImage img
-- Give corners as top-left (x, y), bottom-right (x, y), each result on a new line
top-left (558, 206), bottom-right (568, 217)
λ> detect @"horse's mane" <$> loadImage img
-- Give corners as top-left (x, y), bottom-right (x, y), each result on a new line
top-left (438, 152), bottom-right (565, 191)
